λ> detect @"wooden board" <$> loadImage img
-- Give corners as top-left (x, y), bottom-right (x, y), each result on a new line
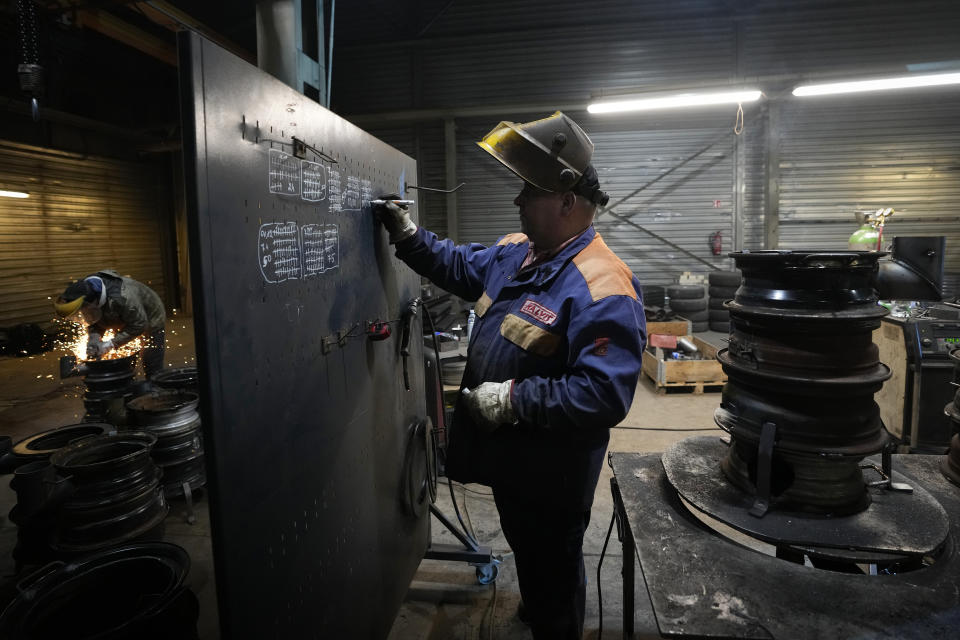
top-left (647, 319), bottom-right (690, 336)
top-left (874, 319), bottom-right (909, 439)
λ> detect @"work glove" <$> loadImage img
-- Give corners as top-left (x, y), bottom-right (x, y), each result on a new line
top-left (86, 338), bottom-right (114, 359)
top-left (462, 380), bottom-right (516, 433)
top-left (373, 194), bottom-right (416, 243)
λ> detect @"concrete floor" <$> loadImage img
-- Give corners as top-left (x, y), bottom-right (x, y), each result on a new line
top-left (0, 319), bottom-right (726, 639)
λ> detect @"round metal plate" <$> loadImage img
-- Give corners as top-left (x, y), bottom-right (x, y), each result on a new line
top-left (662, 436), bottom-right (950, 557)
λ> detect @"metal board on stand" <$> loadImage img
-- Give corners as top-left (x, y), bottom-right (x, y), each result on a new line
top-left (179, 32), bottom-right (429, 638)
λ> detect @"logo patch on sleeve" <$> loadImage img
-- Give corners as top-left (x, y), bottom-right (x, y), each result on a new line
top-left (519, 299), bottom-right (558, 326)
top-left (592, 337), bottom-right (610, 356)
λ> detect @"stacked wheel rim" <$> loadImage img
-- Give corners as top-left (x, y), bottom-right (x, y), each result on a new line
top-left (716, 250), bottom-right (890, 515)
top-left (126, 390), bottom-right (206, 498)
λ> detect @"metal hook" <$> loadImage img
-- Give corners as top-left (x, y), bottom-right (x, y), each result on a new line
top-left (406, 182), bottom-right (465, 194)
top-left (291, 137), bottom-right (338, 164)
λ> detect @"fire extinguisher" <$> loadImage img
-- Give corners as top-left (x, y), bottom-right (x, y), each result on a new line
top-left (710, 231), bottom-right (723, 256)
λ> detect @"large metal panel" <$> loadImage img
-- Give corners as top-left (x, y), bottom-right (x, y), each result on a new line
top-left (0, 141), bottom-right (167, 326)
top-left (178, 33), bottom-right (429, 639)
top-left (777, 93), bottom-right (960, 295)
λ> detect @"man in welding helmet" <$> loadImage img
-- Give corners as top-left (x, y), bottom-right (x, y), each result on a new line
top-left (374, 112), bottom-right (646, 639)
top-left (54, 270), bottom-right (167, 378)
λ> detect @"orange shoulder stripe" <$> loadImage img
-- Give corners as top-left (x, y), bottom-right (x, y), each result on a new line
top-left (572, 234), bottom-right (637, 302)
top-left (497, 233), bottom-right (529, 246)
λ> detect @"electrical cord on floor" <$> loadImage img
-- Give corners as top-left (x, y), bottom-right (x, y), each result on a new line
top-left (612, 426), bottom-right (720, 432)
top-left (486, 579), bottom-right (498, 640)
top-left (438, 477), bottom-right (494, 497)
top-left (596, 508), bottom-right (618, 640)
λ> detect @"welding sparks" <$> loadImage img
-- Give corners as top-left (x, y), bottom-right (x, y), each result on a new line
top-left (52, 319), bottom-right (145, 361)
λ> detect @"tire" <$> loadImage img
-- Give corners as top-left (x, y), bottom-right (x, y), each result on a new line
top-left (669, 297), bottom-right (707, 312)
top-left (691, 321), bottom-right (709, 333)
top-left (682, 309), bottom-right (709, 322)
top-left (640, 285), bottom-right (665, 308)
top-left (708, 297), bottom-right (728, 310)
top-left (709, 309), bottom-right (729, 321)
top-left (666, 284), bottom-right (705, 299)
top-left (708, 270), bottom-right (741, 287)
top-left (710, 321), bottom-right (730, 333)
top-left (708, 285), bottom-right (737, 299)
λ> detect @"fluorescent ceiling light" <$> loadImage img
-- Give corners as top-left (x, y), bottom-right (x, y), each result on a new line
top-left (793, 72), bottom-right (960, 97)
top-left (588, 90), bottom-right (762, 114)
top-left (0, 190), bottom-right (29, 199)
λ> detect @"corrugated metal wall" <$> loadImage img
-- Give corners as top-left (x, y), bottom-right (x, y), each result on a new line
top-left (776, 93), bottom-right (960, 294)
top-left (0, 140), bottom-right (167, 327)
top-left (338, 0), bottom-right (960, 294)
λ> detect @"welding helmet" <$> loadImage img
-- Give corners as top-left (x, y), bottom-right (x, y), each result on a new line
top-left (478, 111), bottom-right (593, 190)
top-left (54, 279), bottom-right (92, 317)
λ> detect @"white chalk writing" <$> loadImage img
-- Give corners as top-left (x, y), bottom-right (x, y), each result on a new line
top-left (268, 148), bottom-right (300, 196)
top-left (258, 222), bottom-right (302, 283)
top-left (327, 167), bottom-right (342, 213)
top-left (324, 224), bottom-right (339, 271)
top-left (301, 160), bottom-right (326, 202)
top-left (300, 224), bottom-right (325, 276)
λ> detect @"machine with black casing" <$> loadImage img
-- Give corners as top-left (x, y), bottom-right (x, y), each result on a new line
top-left (876, 236), bottom-right (946, 301)
top-left (874, 304), bottom-right (960, 453)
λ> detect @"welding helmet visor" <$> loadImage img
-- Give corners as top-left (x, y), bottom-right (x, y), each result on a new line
top-left (477, 111), bottom-right (594, 193)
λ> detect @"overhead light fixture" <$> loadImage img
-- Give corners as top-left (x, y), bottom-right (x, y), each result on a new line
top-left (793, 72), bottom-right (960, 97)
top-left (588, 89), bottom-right (762, 114)
top-left (0, 190), bottom-right (29, 199)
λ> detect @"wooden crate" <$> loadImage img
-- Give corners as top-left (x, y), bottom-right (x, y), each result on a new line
top-left (641, 335), bottom-right (727, 394)
top-left (647, 319), bottom-right (691, 337)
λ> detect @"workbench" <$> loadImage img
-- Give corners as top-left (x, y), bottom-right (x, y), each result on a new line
top-left (609, 444), bottom-right (960, 639)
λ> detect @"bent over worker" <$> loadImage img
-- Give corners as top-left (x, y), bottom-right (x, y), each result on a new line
top-left (374, 112), bottom-right (646, 639)
top-left (54, 269), bottom-right (167, 378)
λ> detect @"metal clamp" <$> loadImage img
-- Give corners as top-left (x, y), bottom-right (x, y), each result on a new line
top-left (749, 421), bottom-right (777, 518)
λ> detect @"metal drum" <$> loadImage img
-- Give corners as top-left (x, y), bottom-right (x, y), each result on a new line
top-left (0, 542), bottom-right (198, 640)
top-left (66, 354), bottom-right (137, 423)
top-left (49, 432), bottom-right (168, 553)
top-left (0, 423), bottom-right (112, 473)
top-left (152, 366), bottom-right (199, 393)
top-left (126, 390), bottom-right (206, 499)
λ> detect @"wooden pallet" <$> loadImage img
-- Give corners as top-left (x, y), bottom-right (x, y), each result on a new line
top-left (643, 373), bottom-right (726, 395)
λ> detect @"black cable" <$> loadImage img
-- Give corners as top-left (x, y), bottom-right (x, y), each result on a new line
top-left (447, 475), bottom-right (480, 550)
top-left (596, 508), bottom-right (618, 640)
top-left (438, 477), bottom-right (494, 497)
top-left (612, 426), bottom-right (720, 432)
top-left (424, 301), bottom-right (479, 549)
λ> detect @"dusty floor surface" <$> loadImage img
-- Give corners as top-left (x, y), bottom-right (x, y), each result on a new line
top-left (0, 320), bottom-right (728, 639)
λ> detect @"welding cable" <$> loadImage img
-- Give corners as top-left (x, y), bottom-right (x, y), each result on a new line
top-left (438, 477), bottom-right (494, 498)
top-left (486, 579), bottom-right (498, 640)
top-left (422, 302), bottom-right (448, 462)
top-left (460, 482), bottom-right (479, 543)
top-left (612, 426), bottom-right (722, 432)
top-left (447, 476), bottom-right (481, 550)
top-left (424, 303), bottom-right (478, 548)
top-left (596, 508), bottom-right (618, 640)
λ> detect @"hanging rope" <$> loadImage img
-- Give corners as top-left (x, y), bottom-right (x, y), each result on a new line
top-left (734, 101), bottom-right (745, 135)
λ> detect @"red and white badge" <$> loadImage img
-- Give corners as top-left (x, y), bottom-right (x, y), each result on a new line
top-left (519, 299), bottom-right (558, 326)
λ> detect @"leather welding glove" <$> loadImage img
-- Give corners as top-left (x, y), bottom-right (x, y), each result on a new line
top-left (462, 380), bottom-right (517, 433)
top-left (374, 194), bottom-right (417, 243)
top-left (87, 338), bottom-right (114, 359)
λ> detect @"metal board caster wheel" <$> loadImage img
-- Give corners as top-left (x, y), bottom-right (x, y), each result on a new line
top-left (474, 558), bottom-right (500, 585)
